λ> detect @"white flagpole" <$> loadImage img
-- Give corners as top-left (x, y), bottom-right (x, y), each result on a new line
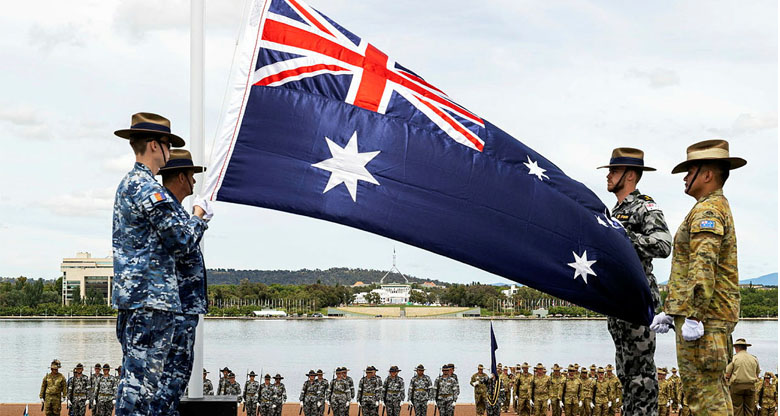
top-left (187, 0), bottom-right (205, 399)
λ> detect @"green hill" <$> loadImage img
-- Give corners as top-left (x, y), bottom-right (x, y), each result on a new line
top-left (207, 267), bottom-right (448, 286)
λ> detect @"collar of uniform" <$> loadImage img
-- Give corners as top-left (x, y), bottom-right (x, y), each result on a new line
top-left (133, 161), bottom-right (154, 177)
top-left (614, 189), bottom-right (641, 211)
top-left (697, 188), bottom-right (724, 203)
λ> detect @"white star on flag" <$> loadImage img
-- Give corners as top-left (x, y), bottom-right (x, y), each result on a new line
top-left (568, 250), bottom-right (597, 284)
top-left (523, 156), bottom-right (549, 180)
top-left (312, 131), bottom-right (380, 202)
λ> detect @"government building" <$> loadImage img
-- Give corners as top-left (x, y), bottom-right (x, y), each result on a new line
top-left (61, 252), bottom-right (113, 305)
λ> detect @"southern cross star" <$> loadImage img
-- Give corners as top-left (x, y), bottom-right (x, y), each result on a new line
top-left (568, 250), bottom-right (597, 284)
top-left (523, 155), bottom-right (549, 181)
top-left (311, 131), bottom-right (380, 202)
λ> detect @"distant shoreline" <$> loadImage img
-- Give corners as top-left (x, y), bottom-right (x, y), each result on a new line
top-left (0, 315), bottom-right (776, 321)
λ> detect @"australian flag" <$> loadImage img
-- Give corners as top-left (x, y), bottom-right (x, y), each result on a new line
top-left (203, 0), bottom-right (653, 325)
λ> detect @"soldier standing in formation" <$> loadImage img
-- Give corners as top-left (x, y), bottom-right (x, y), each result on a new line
top-left (561, 365), bottom-right (581, 416)
top-left (757, 372), bottom-right (777, 416)
top-left (434, 364), bottom-right (459, 416)
top-left (408, 364), bottom-right (432, 416)
top-left (678, 387), bottom-right (690, 416)
top-left (514, 363), bottom-right (533, 416)
top-left (725, 338), bottom-right (761, 416)
top-left (579, 367), bottom-right (595, 416)
top-left (529, 363), bottom-right (551, 416)
top-left (604, 365), bottom-right (622, 415)
top-left (550, 364), bottom-right (565, 416)
top-left (316, 369), bottom-right (329, 416)
top-left (471, 364), bottom-right (489, 416)
top-left (245, 371), bottom-right (262, 416)
top-left (484, 373), bottom-right (504, 416)
top-left (218, 367), bottom-right (231, 395)
top-left (668, 368), bottom-right (681, 411)
top-left (358, 366), bottom-right (383, 416)
top-left (599, 147), bottom-right (671, 416)
top-left (592, 368), bottom-right (612, 416)
top-left (94, 364), bottom-right (118, 416)
top-left (224, 372), bottom-right (242, 397)
top-left (271, 374), bottom-right (288, 416)
top-left (40, 360), bottom-right (66, 416)
top-left (500, 366), bottom-right (512, 412)
top-left (330, 367), bottom-right (356, 416)
top-left (203, 369), bottom-right (214, 395)
top-left (301, 370), bottom-right (320, 416)
top-left (383, 366), bottom-right (405, 416)
top-left (652, 139), bottom-right (745, 415)
top-left (67, 363), bottom-right (90, 416)
top-left (657, 368), bottom-right (672, 416)
top-left (260, 375), bottom-right (275, 416)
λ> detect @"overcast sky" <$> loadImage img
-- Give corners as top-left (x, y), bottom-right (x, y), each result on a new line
top-left (1, 0), bottom-right (776, 285)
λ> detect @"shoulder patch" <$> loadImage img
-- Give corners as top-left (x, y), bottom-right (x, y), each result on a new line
top-left (640, 194), bottom-right (654, 201)
top-left (645, 202), bottom-right (661, 212)
top-left (699, 220), bottom-right (715, 229)
top-left (149, 192), bottom-right (167, 204)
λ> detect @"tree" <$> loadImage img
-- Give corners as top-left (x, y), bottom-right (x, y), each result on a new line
top-left (365, 292), bottom-right (381, 305)
top-left (409, 290), bottom-right (428, 305)
top-left (72, 291), bottom-right (82, 305)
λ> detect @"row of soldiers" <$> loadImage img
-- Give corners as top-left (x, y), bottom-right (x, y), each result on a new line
top-left (203, 364), bottom-right (459, 416)
top-left (38, 360), bottom-right (119, 416)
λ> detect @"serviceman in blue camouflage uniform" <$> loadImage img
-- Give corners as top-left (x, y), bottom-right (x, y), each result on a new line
top-left (598, 147), bottom-right (672, 416)
top-left (67, 363), bottom-right (90, 416)
top-left (150, 149), bottom-right (211, 414)
top-left (94, 364), bottom-right (118, 416)
top-left (408, 365), bottom-right (432, 416)
top-left (358, 366), bottom-right (384, 416)
top-left (88, 363), bottom-right (101, 410)
top-left (383, 366), bottom-right (405, 416)
top-left (218, 367), bottom-right (231, 395)
top-left (260, 374), bottom-right (275, 416)
top-left (111, 112), bottom-right (210, 415)
top-left (225, 372), bottom-right (243, 398)
top-left (316, 369), bottom-right (329, 416)
top-left (652, 140), bottom-right (746, 415)
top-left (434, 364), bottom-right (459, 416)
top-left (245, 371), bottom-right (262, 416)
top-left (484, 373), bottom-right (504, 416)
top-left (271, 374), bottom-right (288, 416)
top-left (302, 370), bottom-right (321, 416)
top-left (203, 369), bottom-right (214, 395)
top-left (330, 367), bottom-right (356, 416)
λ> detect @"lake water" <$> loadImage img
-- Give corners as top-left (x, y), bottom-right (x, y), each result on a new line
top-left (0, 318), bottom-right (776, 402)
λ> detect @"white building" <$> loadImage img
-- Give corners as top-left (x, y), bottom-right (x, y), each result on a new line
top-left (353, 250), bottom-right (413, 304)
top-left (61, 252), bottom-right (113, 305)
top-left (501, 284), bottom-right (520, 297)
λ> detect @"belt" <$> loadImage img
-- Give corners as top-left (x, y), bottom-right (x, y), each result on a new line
top-left (247, 393), bottom-right (258, 397)
top-left (414, 389), bottom-right (427, 392)
top-left (439, 394), bottom-right (452, 397)
top-left (99, 393), bottom-right (113, 397)
top-left (335, 390), bottom-right (346, 394)
top-left (306, 393), bottom-right (318, 396)
top-left (363, 393), bottom-right (375, 396)
top-left (262, 400), bottom-right (272, 403)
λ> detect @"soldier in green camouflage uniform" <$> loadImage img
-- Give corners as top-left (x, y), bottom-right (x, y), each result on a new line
top-left (678, 385), bottom-right (690, 416)
top-left (604, 365), bottom-right (622, 415)
top-left (599, 147), bottom-right (671, 416)
top-left (434, 364), bottom-right (459, 416)
top-left (471, 364), bottom-right (489, 416)
top-left (408, 364), bottom-right (432, 416)
top-left (668, 368), bottom-right (681, 412)
top-left (68, 363), bottom-right (90, 416)
top-left (260, 375), bottom-right (275, 416)
top-left (245, 371), bottom-right (262, 416)
top-left (652, 140), bottom-right (746, 416)
top-left (529, 364), bottom-right (551, 416)
top-left (40, 361), bottom-right (66, 416)
top-left (550, 364), bottom-right (565, 416)
top-left (591, 368), bottom-right (612, 416)
top-left (94, 364), bottom-right (118, 416)
top-left (271, 374), bottom-right (288, 416)
top-left (316, 369), bottom-right (329, 416)
top-left (562, 365), bottom-right (582, 416)
top-left (657, 369), bottom-right (673, 416)
top-left (359, 366), bottom-right (384, 416)
top-left (580, 368), bottom-right (595, 416)
top-left (515, 363), bottom-right (533, 416)
top-left (758, 373), bottom-right (777, 416)
top-left (384, 366), bottom-right (405, 416)
top-left (330, 367), bottom-right (355, 416)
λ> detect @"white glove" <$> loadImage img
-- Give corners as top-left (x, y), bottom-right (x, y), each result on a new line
top-left (578, 401), bottom-right (582, 407)
top-left (681, 318), bottom-right (705, 341)
top-left (757, 404), bottom-right (762, 409)
top-left (590, 402), bottom-right (594, 409)
top-left (547, 399), bottom-right (551, 406)
top-left (667, 400), bottom-right (672, 406)
top-left (318, 402), bottom-right (322, 406)
top-left (193, 196), bottom-right (214, 221)
top-left (529, 399), bottom-right (534, 407)
top-left (559, 400), bottom-right (563, 408)
top-left (650, 312), bottom-right (673, 333)
top-left (608, 401), bottom-right (612, 407)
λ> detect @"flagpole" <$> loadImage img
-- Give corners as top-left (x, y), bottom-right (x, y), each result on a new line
top-left (187, 0), bottom-right (205, 399)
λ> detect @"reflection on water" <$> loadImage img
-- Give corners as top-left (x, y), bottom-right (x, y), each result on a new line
top-left (0, 319), bottom-right (776, 402)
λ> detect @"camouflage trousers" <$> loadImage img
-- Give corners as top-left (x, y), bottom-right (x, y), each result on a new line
top-left (273, 402), bottom-right (284, 416)
top-left (43, 396), bottom-right (62, 416)
top-left (303, 399), bottom-right (320, 416)
top-left (607, 317), bottom-right (658, 416)
top-left (361, 400), bottom-right (380, 416)
top-left (245, 397), bottom-right (259, 416)
top-left (532, 400), bottom-right (548, 416)
top-left (674, 317), bottom-right (735, 416)
top-left (679, 405), bottom-right (690, 416)
top-left (150, 313), bottom-right (199, 415)
top-left (259, 402), bottom-right (274, 416)
top-left (475, 393), bottom-right (487, 416)
top-left (758, 407), bottom-right (776, 416)
top-left (563, 402), bottom-right (580, 416)
top-left (552, 401), bottom-right (563, 416)
top-left (516, 397), bottom-right (532, 416)
top-left (437, 400), bottom-right (455, 416)
top-left (592, 403), bottom-right (610, 416)
top-left (411, 400), bottom-right (428, 416)
top-left (331, 399), bottom-right (350, 416)
top-left (486, 401), bottom-right (502, 416)
top-left (658, 403), bottom-right (670, 416)
top-left (115, 308), bottom-right (176, 416)
top-left (70, 398), bottom-right (88, 416)
top-left (95, 398), bottom-right (115, 416)
top-left (385, 400), bottom-right (402, 416)
top-left (580, 399), bottom-right (593, 416)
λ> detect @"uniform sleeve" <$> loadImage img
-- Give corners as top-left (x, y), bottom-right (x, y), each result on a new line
top-left (136, 184), bottom-right (207, 257)
top-left (300, 382), bottom-right (306, 401)
top-left (628, 201), bottom-right (672, 259)
top-left (687, 206), bottom-right (725, 319)
top-left (40, 376), bottom-right (47, 400)
top-left (60, 376), bottom-right (68, 399)
top-left (453, 379), bottom-right (459, 399)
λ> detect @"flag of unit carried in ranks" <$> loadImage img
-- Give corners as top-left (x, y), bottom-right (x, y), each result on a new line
top-left (203, 0), bottom-right (653, 325)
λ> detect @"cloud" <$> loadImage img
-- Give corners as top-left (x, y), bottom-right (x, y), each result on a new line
top-left (708, 112), bottom-right (778, 137)
top-left (0, 105), bottom-right (54, 140)
top-left (41, 187), bottom-right (114, 218)
top-left (101, 154), bottom-right (136, 174)
top-left (28, 23), bottom-right (85, 51)
top-left (113, 0), bottom-right (244, 39)
top-left (626, 68), bottom-right (680, 88)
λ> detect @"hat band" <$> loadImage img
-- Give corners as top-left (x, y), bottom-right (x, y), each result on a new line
top-left (131, 122), bottom-right (172, 134)
top-left (687, 148), bottom-right (730, 160)
top-left (609, 156), bottom-right (644, 166)
top-left (162, 158), bottom-right (195, 169)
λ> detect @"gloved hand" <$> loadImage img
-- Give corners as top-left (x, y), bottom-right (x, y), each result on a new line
top-left (193, 196), bottom-right (214, 221)
top-left (559, 400), bottom-right (563, 408)
top-left (547, 399), bottom-right (551, 406)
top-left (682, 318), bottom-right (705, 341)
top-left (375, 402), bottom-right (379, 407)
top-left (318, 402), bottom-right (322, 406)
top-left (590, 402), bottom-right (594, 409)
top-left (578, 401), bottom-right (582, 407)
top-left (667, 400), bottom-right (672, 407)
top-left (113, 399), bottom-right (116, 405)
top-left (529, 399), bottom-right (534, 407)
top-left (608, 401), bottom-right (612, 407)
top-left (650, 312), bottom-right (674, 333)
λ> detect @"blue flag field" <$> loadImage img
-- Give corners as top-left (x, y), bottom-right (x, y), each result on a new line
top-left (202, 0), bottom-right (653, 325)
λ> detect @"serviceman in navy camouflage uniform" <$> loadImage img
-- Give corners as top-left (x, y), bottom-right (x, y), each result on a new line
top-left (408, 365), bottom-right (432, 416)
top-left (151, 149), bottom-right (211, 414)
top-left (598, 147), bottom-right (672, 416)
top-left (383, 366), bottom-right (405, 416)
top-left (358, 366), bottom-right (384, 416)
top-left (111, 112), bottom-right (211, 415)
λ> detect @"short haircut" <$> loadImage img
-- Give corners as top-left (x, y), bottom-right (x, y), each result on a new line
top-left (703, 161), bottom-right (730, 185)
top-left (129, 136), bottom-right (148, 155)
top-left (628, 167), bottom-right (643, 183)
top-left (161, 169), bottom-right (189, 186)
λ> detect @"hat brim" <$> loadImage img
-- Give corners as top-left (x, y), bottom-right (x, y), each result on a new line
top-left (114, 128), bottom-right (186, 148)
top-left (597, 164), bottom-right (656, 171)
top-left (671, 157), bottom-right (747, 174)
top-left (733, 342), bottom-right (752, 347)
top-left (157, 165), bottom-right (206, 174)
